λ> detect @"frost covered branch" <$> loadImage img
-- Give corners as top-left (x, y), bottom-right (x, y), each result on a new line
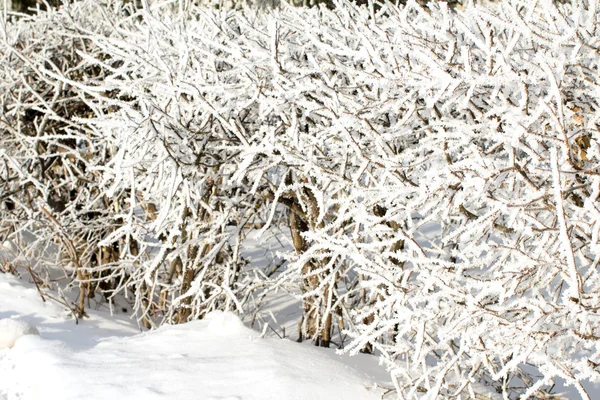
top-left (2, 0), bottom-right (600, 397)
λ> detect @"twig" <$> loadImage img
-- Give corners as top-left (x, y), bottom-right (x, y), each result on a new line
top-left (26, 264), bottom-right (46, 303)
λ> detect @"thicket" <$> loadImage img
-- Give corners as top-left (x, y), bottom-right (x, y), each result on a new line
top-left (1, 0), bottom-right (600, 397)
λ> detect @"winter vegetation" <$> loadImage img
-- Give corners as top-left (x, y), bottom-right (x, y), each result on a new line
top-left (1, 0), bottom-right (600, 398)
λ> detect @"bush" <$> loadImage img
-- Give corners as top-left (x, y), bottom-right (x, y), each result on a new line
top-left (2, 0), bottom-right (600, 397)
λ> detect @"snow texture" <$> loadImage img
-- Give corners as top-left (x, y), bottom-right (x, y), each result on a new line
top-left (0, 273), bottom-right (386, 400)
top-left (0, 319), bottom-right (39, 350)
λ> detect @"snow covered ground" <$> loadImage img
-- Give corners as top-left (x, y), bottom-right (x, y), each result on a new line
top-left (0, 272), bottom-right (389, 400)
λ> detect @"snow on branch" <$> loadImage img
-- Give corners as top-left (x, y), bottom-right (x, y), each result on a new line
top-left (1, 0), bottom-right (600, 397)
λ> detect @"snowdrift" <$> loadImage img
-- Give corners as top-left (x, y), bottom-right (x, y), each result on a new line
top-left (0, 274), bottom-right (384, 400)
top-left (0, 319), bottom-right (39, 350)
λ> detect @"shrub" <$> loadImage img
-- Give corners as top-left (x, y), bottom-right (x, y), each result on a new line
top-left (2, 0), bottom-right (600, 397)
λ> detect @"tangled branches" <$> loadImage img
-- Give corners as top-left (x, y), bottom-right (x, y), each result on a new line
top-left (2, 0), bottom-right (600, 397)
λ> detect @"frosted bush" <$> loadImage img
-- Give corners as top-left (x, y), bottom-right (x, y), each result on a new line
top-left (2, 0), bottom-right (600, 397)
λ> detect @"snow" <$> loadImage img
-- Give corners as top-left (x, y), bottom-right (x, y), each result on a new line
top-left (0, 319), bottom-right (39, 350)
top-left (2, 0), bottom-right (600, 397)
top-left (0, 273), bottom-right (387, 400)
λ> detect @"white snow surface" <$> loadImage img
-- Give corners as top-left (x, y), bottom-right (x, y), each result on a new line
top-left (0, 273), bottom-right (386, 400)
top-left (0, 319), bottom-right (39, 349)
